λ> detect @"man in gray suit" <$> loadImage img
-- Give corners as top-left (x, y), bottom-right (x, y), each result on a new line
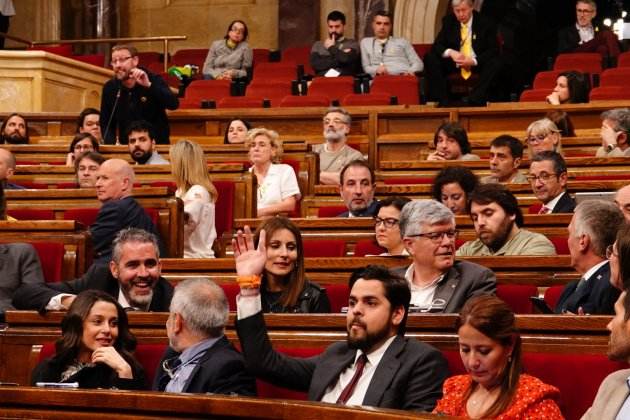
top-left (396, 200), bottom-right (496, 312)
top-left (582, 291), bottom-right (630, 419)
top-left (0, 243), bottom-right (45, 317)
top-left (233, 226), bottom-right (449, 412)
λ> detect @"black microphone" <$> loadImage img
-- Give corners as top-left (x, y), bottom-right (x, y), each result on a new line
top-left (103, 83), bottom-right (121, 145)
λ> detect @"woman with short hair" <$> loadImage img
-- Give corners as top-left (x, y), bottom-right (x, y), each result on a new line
top-left (202, 20), bottom-right (253, 80)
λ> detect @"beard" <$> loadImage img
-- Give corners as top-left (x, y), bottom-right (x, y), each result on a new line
top-left (2, 133), bottom-right (28, 144)
top-left (346, 316), bottom-right (391, 352)
top-left (121, 279), bottom-right (155, 310)
top-left (324, 128), bottom-right (345, 143)
top-left (480, 220), bottom-right (514, 253)
top-left (131, 149), bottom-right (152, 164)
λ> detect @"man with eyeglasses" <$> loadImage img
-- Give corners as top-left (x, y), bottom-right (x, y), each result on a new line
top-left (457, 184), bottom-right (555, 256)
top-left (100, 44), bottom-right (179, 145)
top-left (153, 278), bottom-right (256, 395)
top-left (394, 199), bottom-right (496, 312)
top-left (338, 160), bottom-right (378, 217)
top-left (554, 200), bottom-right (623, 315)
top-left (528, 151), bottom-right (576, 214)
top-left (596, 108), bottom-right (630, 158)
top-left (557, 0), bottom-right (620, 61)
top-left (313, 107), bottom-right (364, 185)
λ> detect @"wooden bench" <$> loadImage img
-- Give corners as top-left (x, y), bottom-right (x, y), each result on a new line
top-left (0, 220), bottom-right (90, 279)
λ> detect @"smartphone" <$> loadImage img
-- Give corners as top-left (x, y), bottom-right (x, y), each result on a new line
top-left (530, 296), bottom-right (554, 314)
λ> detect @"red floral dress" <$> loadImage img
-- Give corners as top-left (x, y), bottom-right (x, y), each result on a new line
top-left (433, 374), bottom-right (565, 419)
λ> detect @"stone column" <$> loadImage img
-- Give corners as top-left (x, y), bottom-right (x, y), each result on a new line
top-left (394, 0), bottom-right (449, 43)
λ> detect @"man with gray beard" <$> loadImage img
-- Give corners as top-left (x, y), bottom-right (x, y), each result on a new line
top-left (12, 228), bottom-right (173, 312)
top-left (312, 107), bottom-right (364, 185)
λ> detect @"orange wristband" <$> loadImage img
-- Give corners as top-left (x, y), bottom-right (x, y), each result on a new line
top-left (237, 275), bottom-right (261, 289)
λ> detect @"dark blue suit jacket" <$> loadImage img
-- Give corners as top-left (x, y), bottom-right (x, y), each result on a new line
top-left (554, 261), bottom-right (619, 314)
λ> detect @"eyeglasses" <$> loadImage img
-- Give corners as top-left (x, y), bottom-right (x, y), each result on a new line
top-left (111, 56), bottom-right (133, 65)
top-left (526, 172), bottom-right (559, 183)
top-left (525, 134), bottom-right (548, 144)
top-left (606, 245), bottom-right (618, 259)
top-left (407, 229), bottom-right (458, 243)
top-left (374, 217), bottom-right (400, 228)
top-left (323, 118), bottom-right (348, 125)
top-left (576, 8), bottom-right (594, 14)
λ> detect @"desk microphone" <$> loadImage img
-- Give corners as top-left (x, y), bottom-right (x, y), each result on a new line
top-left (103, 83), bottom-right (121, 144)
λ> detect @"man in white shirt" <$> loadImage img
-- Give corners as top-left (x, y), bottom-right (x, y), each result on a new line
top-left (528, 151), bottom-right (576, 214)
top-left (233, 227), bottom-right (448, 411)
top-left (313, 107), bottom-right (364, 185)
top-left (360, 10), bottom-right (423, 77)
top-left (127, 120), bottom-right (169, 164)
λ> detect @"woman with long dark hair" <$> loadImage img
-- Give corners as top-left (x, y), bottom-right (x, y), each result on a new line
top-left (434, 295), bottom-right (562, 419)
top-left (31, 290), bottom-right (145, 389)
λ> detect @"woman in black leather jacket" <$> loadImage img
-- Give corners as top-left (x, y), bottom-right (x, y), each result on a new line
top-left (253, 216), bottom-right (331, 313)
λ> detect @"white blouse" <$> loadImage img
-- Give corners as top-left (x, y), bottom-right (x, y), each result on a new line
top-left (176, 185), bottom-right (216, 258)
top-left (252, 163), bottom-right (301, 210)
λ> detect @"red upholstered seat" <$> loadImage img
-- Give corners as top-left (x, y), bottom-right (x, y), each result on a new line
top-left (308, 76), bottom-right (355, 101)
top-left (496, 284), bottom-right (537, 314)
top-left (171, 48), bottom-right (208, 68)
top-left (519, 88), bottom-right (550, 102)
top-left (371, 75), bottom-right (420, 105)
top-left (532, 70), bottom-right (562, 89)
top-left (303, 239), bottom-right (346, 257)
top-left (574, 174), bottom-right (630, 181)
top-left (149, 181), bottom-right (177, 194)
top-left (219, 283), bottom-right (241, 312)
top-left (340, 93), bottom-right (392, 106)
top-left (144, 208), bottom-right (159, 226)
top-left (179, 79), bottom-right (231, 109)
top-left (281, 45), bottom-right (314, 75)
top-left (29, 44), bottom-right (73, 56)
top-left (246, 81), bottom-right (293, 106)
top-left (7, 209), bottom-right (54, 220)
top-left (353, 239), bottom-right (386, 257)
top-left (30, 242), bottom-right (65, 283)
top-left (325, 284), bottom-right (350, 313)
top-left (553, 52), bottom-right (602, 75)
top-left (72, 54), bottom-right (105, 67)
top-left (217, 96), bottom-right (264, 109)
top-left (600, 67), bottom-right (630, 87)
top-left (16, 182), bottom-right (49, 189)
top-left (590, 86), bottom-right (630, 101)
top-left (383, 177), bottom-right (434, 185)
top-left (136, 52), bottom-right (163, 67)
top-left (63, 208), bottom-right (99, 227)
top-left (252, 62), bottom-right (298, 81)
top-left (214, 180), bottom-right (235, 239)
top-left (550, 237), bottom-right (569, 254)
top-left (544, 285), bottom-right (565, 310)
top-left (617, 51), bottom-right (630, 67)
top-left (317, 206), bottom-right (347, 218)
top-left (528, 203), bottom-right (543, 214)
top-left (56, 182), bottom-right (79, 189)
top-left (252, 48), bottom-right (270, 67)
top-left (412, 43), bottom-right (432, 61)
top-left (278, 95), bottom-right (329, 107)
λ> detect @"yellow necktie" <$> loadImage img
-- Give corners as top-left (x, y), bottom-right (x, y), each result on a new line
top-left (460, 23), bottom-right (472, 80)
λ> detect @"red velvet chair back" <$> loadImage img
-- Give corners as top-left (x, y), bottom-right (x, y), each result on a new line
top-left (217, 96), bottom-right (264, 109)
top-left (303, 239), bottom-right (346, 257)
top-left (370, 75), bottom-right (420, 105)
top-left (56, 182), bottom-right (80, 189)
top-left (553, 52), bottom-right (602, 75)
top-left (325, 284), bottom-right (350, 313)
top-left (340, 93), bottom-right (391, 106)
top-left (278, 95), bottom-right (329, 107)
top-left (180, 79), bottom-right (231, 109)
top-left (171, 48), bottom-right (208, 68)
top-left (63, 208), bottom-right (99, 227)
top-left (219, 283), bottom-right (241, 312)
top-left (30, 242), bottom-right (65, 283)
top-left (7, 209), bottom-right (55, 220)
top-left (353, 239), bottom-right (386, 257)
top-left (519, 88), bottom-right (550, 102)
top-left (550, 237), bottom-right (569, 255)
top-left (496, 284), bottom-right (537, 314)
top-left (281, 46), bottom-right (314, 75)
top-left (316, 206), bottom-right (347, 218)
top-left (383, 177), bottom-right (434, 185)
top-left (308, 76), bottom-right (355, 101)
top-left (544, 285), bottom-right (565, 310)
top-left (214, 180), bottom-right (235, 238)
top-left (532, 70), bottom-right (562, 89)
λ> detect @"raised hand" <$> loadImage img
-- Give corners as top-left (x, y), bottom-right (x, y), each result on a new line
top-left (232, 226), bottom-right (267, 277)
top-left (92, 346), bottom-right (133, 379)
top-left (129, 68), bottom-right (151, 88)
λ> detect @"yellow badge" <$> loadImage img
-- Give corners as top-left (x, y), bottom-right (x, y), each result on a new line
top-left (140, 96), bottom-right (147, 103)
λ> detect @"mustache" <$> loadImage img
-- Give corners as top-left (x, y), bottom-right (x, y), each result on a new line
top-left (349, 317), bottom-right (366, 329)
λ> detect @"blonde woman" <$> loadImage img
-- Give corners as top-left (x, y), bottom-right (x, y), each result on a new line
top-left (246, 128), bottom-right (301, 217)
top-left (170, 140), bottom-right (218, 258)
top-left (526, 119), bottom-right (563, 159)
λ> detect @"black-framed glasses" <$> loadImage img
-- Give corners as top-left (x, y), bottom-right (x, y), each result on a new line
top-left (606, 245), bottom-right (618, 259)
top-left (407, 229), bottom-right (458, 243)
top-left (111, 56), bottom-right (133, 65)
top-left (525, 134), bottom-right (548, 144)
top-left (374, 217), bottom-right (400, 228)
top-left (526, 172), bottom-right (559, 183)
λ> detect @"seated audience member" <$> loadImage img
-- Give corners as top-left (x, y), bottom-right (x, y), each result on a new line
top-left (481, 135), bottom-right (528, 184)
top-left (424, 0), bottom-right (502, 106)
top-left (170, 140), bottom-right (218, 258)
top-left (233, 230), bottom-right (449, 412)
top-left (546, 110), bottom-right (576, 137)
top-left (102, 45), bottom-right (178, 145)
top-left (434, 295), bottom-right (563, 418)
top-left (555, 200), bottom-right (623, 315)
top-left (31, 290), bottom-right (146, 389)
top-left (614, 185), bottom-right (630, 223)
top-left (338, 159), bottom-right (378, 217)
top-left (396, 200), bottom-right (496, 312)
top-left (313, 107), bottom-right (364, 185)
top-left (427, 122), bottom-right (479, 161)
top-left (546, 70), bottom-right (589, 105)
top-left (235, 217), bottom-right (330, 313)
top-left (608, 223), bottom-right (630, 290)
top-left (0, 148), bottom-right (24, 190)
top-left (526, 118), bottom-right (563, 159)
top-left (154, 278), bottom-right (256, 395)
top-left (528, 151), bottom-right (576, 214)
top-left (224, 118), bottom-right (251, 144)
top-left (91, 158), bottom-right (165, 263)
top-left (557, 0), bottom-right (620, 60)
top-left (202, 20), bottom-right (252, 80)
top-left (360, 10), bottom-right (423, 77)
top-left (457, 184), bottom-right (556, 256)
top-left (74, 152), bottom-right (105, 188)
top-left (596, 108), bottom-right (630, 157)
top-left (0, 112), bottom-right (28, 144)
top-left (127, 120), bottom-right (169, 165)
top-left (66, 133), bottom-right (99, 167)
top-left (247, 128), bottom-right (300, 218)
top-left (373, 196), bottom-right (412, 256)
top-left (310, 10), bottom-right (360, 76)
top-left (432, 166), bottom-right (479, 215)
top-left (582, 291), bottom-right (630, 419)
top-left (13, 228), bottom-right (173, 313)
top-left (76, 108), bottom-right (102, 143)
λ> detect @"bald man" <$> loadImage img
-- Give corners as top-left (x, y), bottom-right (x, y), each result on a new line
top-left (91, 159), bottom-right (165, 262)
top-left (615, 185), bottom-right (630, 222)
top-left (0, 148), bottom-right (24, 189)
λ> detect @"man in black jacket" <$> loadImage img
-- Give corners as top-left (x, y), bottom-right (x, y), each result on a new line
top-left (13, 228), bottom-right (173, 312)
top-left (101, 44), bottom-right (178, 144)
top-left (310, 10), bottom-right (361, 76)
top-left (153, 278), bottom-right (256, 395)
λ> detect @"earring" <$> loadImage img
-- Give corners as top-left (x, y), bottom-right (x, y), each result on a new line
top-left (508, 355), bottom-right (512, 363)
